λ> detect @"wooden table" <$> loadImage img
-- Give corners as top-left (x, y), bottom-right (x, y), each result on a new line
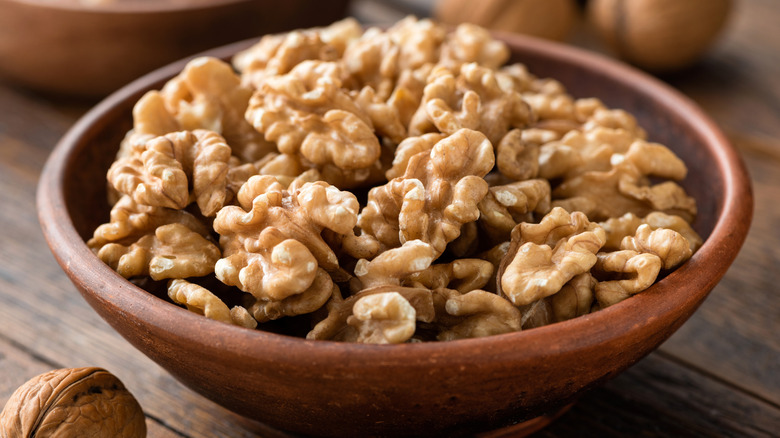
top-left (1, 1), bottom-right (777, 436)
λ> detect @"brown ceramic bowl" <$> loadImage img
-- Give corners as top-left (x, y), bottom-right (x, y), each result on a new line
top-left (0, 0), bottom-right (349, 98)
top-left (37, 32), bottom-right (752, 437)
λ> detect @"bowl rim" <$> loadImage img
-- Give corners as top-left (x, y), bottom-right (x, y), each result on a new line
top-left (4, 0), bottom-right (258, 14)
top-left (37, 32), bottom-right (753, 367)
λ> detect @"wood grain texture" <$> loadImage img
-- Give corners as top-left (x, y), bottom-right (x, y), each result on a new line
top-left (539, 352), bottom-right (780, 437)
top-left (1, 0), bottom-right (778, 436)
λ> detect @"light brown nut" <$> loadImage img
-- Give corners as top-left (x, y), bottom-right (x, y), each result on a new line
top-left (168, 278), bottom-right (234, 325)
top-left (120, 91), bottom-right (177, 159)
top-left (0, 367), bottom-right (146, 437)
top-left (108, 130), bottom-right (232, 217)
top-left (353, 240), bottom-right (438, 290)
top-left (642, 212), bottom-right (702, 252)
top-left (439, 23), bottom-right (510, 70)
top-left (621, 224), bottom-right (693, 270)
top-left (517, 206), bottom-right (600, 247)
top-left (385, 133), bottom-right (446, 180)
top-left (229, 305), bottom-right (259, 329)
top-left (522, 92), bottom-right (576, 122)
top-left (538, 128), bottom-right (632, 180)
top-left (387, 63), bottom-right (434, 129)
top-left (446, 221), bottom-right (480, 258)
top-left (550, 272), bottom-right (596, 322)
top-left (495, 128), bottom-right (540, 181)
top-left (251, 152), bottom-right (311, 189)
top-left (617, 179), bottom-right (698, 222)
top-left (410, 63), bottom-right (533, 145)
top-left (552, 161), bottom-right (697, 222)
top-left (233, 18), bottom-right (361, 88)
top-left (477, 241), bottom-right (511, 293)
top-left (245, 269), bottom-right (335, 323)
top-left (598, 212), bottom-right (646, 250)
top-left (583, 107), bottom-right (647, 140)
top-left (307, 285), bottom-right (435, 341)
top-left (341, 27), bottom-right (400, 100)
top-left (436, 289), bottom-right (522, 341)
top-left (388, 16), bottom-right (447, 72)
top-left (518, 299), bottom-right (555, 330)
top-left (354, 129), bottom-right (494, 257)
top-left (166, 57), bottom-right (276, 163)
top-left (593, 250), bottom-right (662, 308)
top-left (350, 86), bottom-right (407, 145)
top-left (139, 57), bottom-right (276, 163)
top-left (599, 211), bottom-right (702, 253)
top-left (340, 17), bottom-right (444, 99)
top-left (478, 179), bottom-right (551, 243)
top-left (88, 195), bottom-right (210, 250)
top-left (500, 208), bottom-right (606, 306)
top-left (317, 17), bottom-right (364, 55)
top-left (166, 279), bottom-right (259, 329)
top-left (346, 292), bottom-right (417, 344)
top-left (97, 223), bottom-right (220, 281)
top-left (623, 139), bottom-right (687, 180)
top-left (107, 134), bottom-right (189, 211)
top-left (406, 258), bottom-right (494, 294)
top-left (246, 60), bottom-right (381, 171)
top-left (214, 175), bottom-right (357, 299)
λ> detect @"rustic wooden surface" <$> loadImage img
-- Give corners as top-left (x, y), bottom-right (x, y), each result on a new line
top-left (1, 0), bottom-right (778, 436)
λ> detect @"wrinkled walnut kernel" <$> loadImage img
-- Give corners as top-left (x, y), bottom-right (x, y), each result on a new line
top-left (351, 128), bottom-right (494, 257)
top-left (500, 208), bottom-right (606, 306)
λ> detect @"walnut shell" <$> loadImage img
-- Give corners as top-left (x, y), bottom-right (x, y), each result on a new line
top-left (0, 367), bottom-right (146, 437)
top-left (434, 0), bottom-right (578, 42)
top-left (588, 0), bottom-right (732, 72)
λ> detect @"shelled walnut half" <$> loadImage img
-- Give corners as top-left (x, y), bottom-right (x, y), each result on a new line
top-left (0, 367), bottom-right (146, 437)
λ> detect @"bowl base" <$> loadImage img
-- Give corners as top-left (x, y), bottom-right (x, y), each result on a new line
top-left (476, 403), bottom-right (574, 438)
top-left (229, 402), bottom-right (575, 437)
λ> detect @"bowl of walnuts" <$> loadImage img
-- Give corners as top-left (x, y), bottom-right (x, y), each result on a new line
top-left (37, 17), bottom-right (752, 437)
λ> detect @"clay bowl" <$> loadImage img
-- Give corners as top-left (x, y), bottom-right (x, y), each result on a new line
top-left (37, 31), bottom-right (752, 437)
top-left (0, 0), bottom-right (349, 98)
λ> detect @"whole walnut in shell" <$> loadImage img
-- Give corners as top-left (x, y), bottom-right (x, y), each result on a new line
top-left (1, 367), bottom-right (146, 437)
top-left (434, 0), bottom-right (578, 42)
top-left (588, 0), bottom-right (732, 72)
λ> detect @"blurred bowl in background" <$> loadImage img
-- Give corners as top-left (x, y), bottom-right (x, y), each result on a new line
top-left (0, 0), bottom-right (350, 98)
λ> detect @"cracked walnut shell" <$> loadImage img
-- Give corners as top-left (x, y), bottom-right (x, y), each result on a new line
top-left (0, 368), bottom-right (145, 438)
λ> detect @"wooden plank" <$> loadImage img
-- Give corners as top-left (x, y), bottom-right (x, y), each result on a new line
top-left (538, 352), bottom-right (780, 437)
